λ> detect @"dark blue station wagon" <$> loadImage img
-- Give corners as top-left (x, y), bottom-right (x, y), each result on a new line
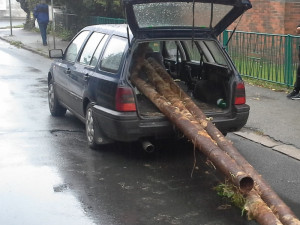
top-left (48, 0), bottom-right (251, 149)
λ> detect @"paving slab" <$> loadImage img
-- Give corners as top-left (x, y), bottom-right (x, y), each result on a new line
top-left (234, 130), bottom-right (282, 148)
top-left (273, 145), bottom-right (300, 161)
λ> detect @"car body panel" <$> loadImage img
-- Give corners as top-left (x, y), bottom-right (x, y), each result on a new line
top-left (51, 60), bottom-right (71, 105)
top-left (67, 63), bottom-right (94, 116)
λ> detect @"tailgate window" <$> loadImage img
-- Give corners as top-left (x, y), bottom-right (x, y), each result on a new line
top-left (133, 2), bottom-right (233, 29)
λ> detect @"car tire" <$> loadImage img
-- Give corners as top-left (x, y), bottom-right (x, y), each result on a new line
top-left (86, 104), bottom-right (98, 149)
top-left (48, 78), bottom-right (67, 117)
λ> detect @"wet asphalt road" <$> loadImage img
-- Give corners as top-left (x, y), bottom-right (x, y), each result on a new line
top-left (0, 39), bottom-right (299, 225)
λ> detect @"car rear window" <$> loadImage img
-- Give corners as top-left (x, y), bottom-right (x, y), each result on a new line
top-left (133, 2), bottom-right (233, 29)
top-left (100, 36), bottom-right (127, 73)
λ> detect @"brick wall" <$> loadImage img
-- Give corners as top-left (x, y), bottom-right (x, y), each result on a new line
top-left (285, 1), bottom-right (300, 34)
top-left (228, 0), bottom-right (300, 35)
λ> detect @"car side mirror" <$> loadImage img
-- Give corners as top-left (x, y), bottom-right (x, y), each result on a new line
top-left (49, 49), bottom-right (63, 59)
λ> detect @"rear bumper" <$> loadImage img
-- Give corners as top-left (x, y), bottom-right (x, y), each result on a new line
top-left (211, 104), bottom-right (250, 133)
top-left (93, 105), bottom-right (174, 142)
top-left (92, 104), bottom-right (249, 142)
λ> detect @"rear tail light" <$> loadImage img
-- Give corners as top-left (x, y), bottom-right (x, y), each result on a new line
top-left (234, 82), bottom-right (246, 105)
top-left (115, 86), bottom-right (136, 112)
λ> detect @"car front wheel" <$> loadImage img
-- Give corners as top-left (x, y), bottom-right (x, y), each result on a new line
top-left (48, 78), bottom-right (67, 117)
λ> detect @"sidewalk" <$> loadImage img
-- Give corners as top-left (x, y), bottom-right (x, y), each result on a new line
top-left (1, 27), bottom-right (300, 161)
top-left (0, 28), bottom-right (68, 57)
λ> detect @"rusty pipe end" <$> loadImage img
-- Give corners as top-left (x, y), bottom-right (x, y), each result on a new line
top-left (239, 176), bottom-right (254, 194)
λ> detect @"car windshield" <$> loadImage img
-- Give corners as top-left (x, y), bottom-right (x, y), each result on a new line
top-left (133, 2), bottom-right (233, 29)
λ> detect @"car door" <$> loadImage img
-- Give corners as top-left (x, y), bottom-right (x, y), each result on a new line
top-left (68, 32), bottom-right (107, 116)
top-left (55, 30), bottom-right (90, 112)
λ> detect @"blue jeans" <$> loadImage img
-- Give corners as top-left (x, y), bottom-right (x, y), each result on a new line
top-left (38, 22), bottom-right (48, 45)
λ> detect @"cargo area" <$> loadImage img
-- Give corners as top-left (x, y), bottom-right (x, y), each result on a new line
top-left (129, 40), bottom-right (233, 118)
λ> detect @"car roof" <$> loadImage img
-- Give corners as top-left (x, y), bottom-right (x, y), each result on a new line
top-left (82, 24), bottom-right (133, 40)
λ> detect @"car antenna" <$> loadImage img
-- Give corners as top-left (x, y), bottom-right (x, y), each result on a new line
top-left (225, 13), bottom-right (244, 47)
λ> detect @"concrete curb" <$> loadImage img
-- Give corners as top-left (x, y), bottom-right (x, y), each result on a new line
top-left (0, 36), bottom-right (49, 58)
top-left (234, 129), bottom-right (300, 161)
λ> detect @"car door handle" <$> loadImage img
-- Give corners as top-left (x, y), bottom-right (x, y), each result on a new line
top-left (84, 73), bottom-right (90, 81)
top-left (64, 68), bottom-right (71, 75)
top-left (165, 62), bottom-right (171, 72)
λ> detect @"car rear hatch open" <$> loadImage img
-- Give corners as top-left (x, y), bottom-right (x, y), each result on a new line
top-left (123, 0), bottom-right (252, 39)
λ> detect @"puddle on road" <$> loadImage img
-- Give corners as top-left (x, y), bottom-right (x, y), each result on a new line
top-left (0, 48), bottom-right (16, 66)
top-left (0, 165), bottom-right (96, 225)
top-left (26, 66), bottom-right (41, 73)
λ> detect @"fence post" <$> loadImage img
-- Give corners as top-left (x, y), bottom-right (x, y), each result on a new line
top-left (284, 35), bottom-right (293, 86)
top-left (223, 30), bottom-right (229, 52)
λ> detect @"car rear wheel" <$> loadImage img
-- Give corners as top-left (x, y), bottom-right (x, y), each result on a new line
top-left (86, 104), bottom-right (97, 149)
top-left (48, 78), bottom-right (67, 117)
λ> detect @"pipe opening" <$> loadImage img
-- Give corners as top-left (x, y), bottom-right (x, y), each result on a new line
top-left (239, 176), bottom-right (254, 193)
top-left (141, 140), bottom-right (155, 153)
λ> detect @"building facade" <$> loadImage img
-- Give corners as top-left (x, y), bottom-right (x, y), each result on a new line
top-left (228, 0), bottom-right (300, 35)
top-left (0, 0), bottom-right (26, 18)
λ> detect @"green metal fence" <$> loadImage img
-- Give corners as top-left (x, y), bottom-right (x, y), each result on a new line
top-left (88, 16), bottom-right (126, 25)
top-left (221, 31), bottom-right (300, 87)
top-left (54, 13), bottom-right (126, 33)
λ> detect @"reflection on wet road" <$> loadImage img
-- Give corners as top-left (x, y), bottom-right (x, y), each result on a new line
top-left (0, 160), bottom-right (96, 225)
top-left (0, 40), bottom-right (97, 225)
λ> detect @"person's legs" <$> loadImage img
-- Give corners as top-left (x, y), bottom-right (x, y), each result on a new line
top-left (290, 65), bottom-right (300, 99)
top-left (38, 22), bottom-right (48, 45)
top-left (287, 64), bottom-right (300, 98)
top-left (295, 65), bottom-right (300, 89)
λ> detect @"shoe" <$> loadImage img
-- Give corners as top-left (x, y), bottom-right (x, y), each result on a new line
top-left (287, 90), bottom-right (298, 98)
top-left (292, 93), bottom-right (300, 100)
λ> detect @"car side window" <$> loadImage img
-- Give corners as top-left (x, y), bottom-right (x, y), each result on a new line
top-left (165, 41), bottom-right (181, 62)
top-left (204, 41), bottom-right (228, 66)
top-left (100, 36), bottom-right (127, 73)
top-left (90, 35), bottom-right (108, 67)
top-left (184, 40), bottom-right (201, 62)
top-left (148, 42), bottom-right (160, 52)
top-left (65, 31), bottom-right (89, 63)
top-left (79, 32), bottom-right (105, 66)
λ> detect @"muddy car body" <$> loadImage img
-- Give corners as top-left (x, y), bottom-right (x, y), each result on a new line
top-left (48, 0), bottom-right (252, 148)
